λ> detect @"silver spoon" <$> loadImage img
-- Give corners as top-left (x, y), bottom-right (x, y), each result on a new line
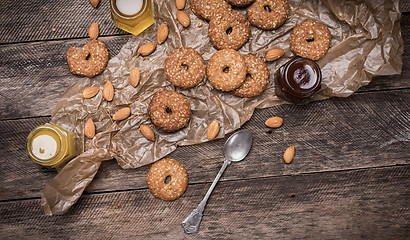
top-left (181, 129), bottom-right (253, 234)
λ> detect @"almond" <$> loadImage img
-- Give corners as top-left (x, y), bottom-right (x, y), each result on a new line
top-left (176, 0), bottom-right (186, 10)
top-left (82, 86), bottom-right (99, 99)
top-left (137, 42), bottom-right (156, 56)
top-left (88, 22), bottom-right (99, 40)
top-left (157, 23), bottom-right (168, 44)
top-left (140, 124), bottom-right (155, 141)
top-left (103, 81), bottom-right (114, 101)
top-left (84, 119), bottom-right (95, 138)
top-left (283, 146), bottom-right (295, 164)
top-left (265, 48), bottom-right (285, 61)
top-left (113, 107), bottom-right (131, 121)
top-left (265, 117), bottom-right (283, 128)
top-left (90, 0), bottom-right (100, 8)
top-left (176, 11), bottom-right (190, 27)
top-left (130, 67), bottom-right (140, 87)
top-left (207, 121), bottom-right (220, 140)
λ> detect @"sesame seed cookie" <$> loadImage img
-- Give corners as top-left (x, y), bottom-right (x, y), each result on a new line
top-left (148, 90), bottom-right (191, 132)
top-left (164, 47), bottom-right (206, 88)
top-left (208, 9), bottom-right (250, 50)
top-left (226, 0), bottom-right (255, 7)
top-left (231, 54), bottom-right (270, 97)
top-left (66, 40), bottom-right (109, 78)
top-left (147, 158), bottom-right (188, 201)
top-left (246, 0), bottom-right (289, 30)
top-left (290, 20), bottom-right (331, 61)
top-left (207, 49), bottom-right (246, 91)
top-left (189, 0), bottom-right (231, 21)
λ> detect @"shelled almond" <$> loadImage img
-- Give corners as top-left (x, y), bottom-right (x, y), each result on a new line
top-left (138, 42), bottom-right (157, 56)
top-left (265, 117), bottom-right (283, 128)
top-left (176, 0), bottom-right (185, 10)
top-left (84, 119), bottom-right (95, 138)
top-left (140, 124), bottom-right (155, 141)
top-left (283, 146), bottom-right (295, 164)
top-left (103, 81), bottom-right (114, 101)
top-left (88, 22), bottom-right (99, 40)
top-left (157, 23), bottom-right (168, 44)
top-left (207, 121), bottom-right (220, 140)
top-left (82, 86), bottom-right (99, 99)
top-left (113, 107), bottom-right (131, 121)
top-left (265, 49), bottom-right (285, 61)
top-left (176, 11), bottom-right (190, 27)
top-left (130, 67), bottom-right (140, 87)
top-left (89, 0), bottom-right (100, 8)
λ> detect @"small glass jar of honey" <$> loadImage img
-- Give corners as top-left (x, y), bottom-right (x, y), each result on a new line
top-left (110, 0), bottom-right (154, 36)
top-left (27, 123), bottom-right (77, 168)
top-left (276, 57), bottom-right (322, 104)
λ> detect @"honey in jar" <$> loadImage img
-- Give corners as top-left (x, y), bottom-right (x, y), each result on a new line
top-left (27, 123), bottom-right (77, 168)
top-left (276, 57), bottom-right (322, 104)
top-left (110, 0), bottom-right (154, 36)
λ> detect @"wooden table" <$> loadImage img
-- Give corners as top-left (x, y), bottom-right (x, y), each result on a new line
top-left (1, 1), bottom-right (409, 239)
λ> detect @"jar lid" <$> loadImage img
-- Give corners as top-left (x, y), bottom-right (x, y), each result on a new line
top-left (283, 57), bottom-right (322, 96)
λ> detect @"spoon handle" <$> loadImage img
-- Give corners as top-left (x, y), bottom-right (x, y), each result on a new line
top-left (182, 159), bottom-right (230, 234)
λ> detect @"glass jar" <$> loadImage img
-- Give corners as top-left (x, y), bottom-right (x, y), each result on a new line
top-left (276, 57), bottom-right (322, 104)
top-left (27, 123), bottom-right (77, 168)
top-left (110, 0), bottom-right (154, 36)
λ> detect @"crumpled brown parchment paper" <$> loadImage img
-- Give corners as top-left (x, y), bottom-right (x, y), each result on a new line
top-left (40, 0), bottom-right (403, 215)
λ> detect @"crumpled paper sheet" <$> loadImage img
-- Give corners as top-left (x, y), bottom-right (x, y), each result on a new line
top-left (40, 0), bottom-right (403, 215)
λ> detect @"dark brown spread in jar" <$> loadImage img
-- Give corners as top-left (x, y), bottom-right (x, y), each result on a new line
top-left (276, 57), bottom-right (322, 104)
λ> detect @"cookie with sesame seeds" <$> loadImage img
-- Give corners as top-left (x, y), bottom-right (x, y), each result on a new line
top-left (147, 158), bottom-right (188, 201)
top-left (246, 0), bottom-right (289, 30)
top-left (207, 49), bottom-right (246, 91)
top-left (231, 54), bottom-right (270, 97)
top-left (208, 9), bottom-right (250, 50)
top-left (164, 47), bottom-right (206, 88)
top-left (148, 90), bottom-right (191, 132)
top-left (189, 0), bottom-right (231, 21)
top-left (66, 40), bottom-right (109, 78)
top-left (290, 20), bottom-right (331, 61)
top-left (226, 0), bottom-right (255, 7)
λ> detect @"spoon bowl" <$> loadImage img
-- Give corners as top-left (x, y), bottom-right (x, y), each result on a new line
top-left (223, 129), bottom-right (253, 162)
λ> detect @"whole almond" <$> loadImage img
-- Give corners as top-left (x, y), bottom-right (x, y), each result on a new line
top-left (138, 42), bottom-right (157, 56)
top-left (90, 0), bottom-right (100, 8)
top-left (265, 117), bottom-right (283, 128)
top-left (130, 67), bottom-right (140, 87)
top-left (265, 48), bottom-right (285, 61)
top-left (283, 146), bottom-right (295, 164)
top-left (176, 0), bottom-right (186, 10)
top-left (113, 107), bottom-right (131, 121)
top-left (207, 121), bottom-right (220, 140)
top-left (84, 119), bottom-right (95, 138)
top-left (82, 86), bottom-right (99, 99)
top-left (176, 11), bottom-right (190, 27)
top-left (103, 81), bottom-right (114, 101)
top-left (88, 22), bottom-right (99, 40)
top-left (157, 23), bottom-right (168, 44)
top-left (140, 124), bottom-right (155, 141)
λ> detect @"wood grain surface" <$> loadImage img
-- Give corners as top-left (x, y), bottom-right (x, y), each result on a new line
top-left (0, 1), bottom-right (408, 239)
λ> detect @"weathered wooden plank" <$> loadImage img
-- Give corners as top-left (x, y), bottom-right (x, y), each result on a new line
top-left (0, 36), bottom-right (130, 120)
top-left (1, 89), bottom-right (409, 201)
top-left (1, 16), bottom-right (409, 120)
top-left (0, 0), bottom-right (125, 44)
top-left (0, 165), bottom-right (408, 239)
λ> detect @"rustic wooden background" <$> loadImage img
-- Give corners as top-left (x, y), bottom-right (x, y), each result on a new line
top-left (0, 0), bottom-right (409, 239)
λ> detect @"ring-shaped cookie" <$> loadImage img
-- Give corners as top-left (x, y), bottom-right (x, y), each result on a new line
top-left (207, 49), bottom-right (247, 91)
top-left (147, 158), bottom-right (188, 201)
top-left (290, 20), bottom-right (331, 61)
top-left (208, 9), bottom-right (250, 50)
top-left (148, 90), bottom-right (191, 132)
top-left (246, 0), bottom-right (289, 30)
top-left (67, 40), bottom-right (109, 78)
top-left (231, 54), bottom-right (270, 97)
top-left (189, 0), bottom-right (231, 21)
top-left (164, 47), bottom-right (206, 88)
top-left (226, 0), bottom-right (255, 7)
